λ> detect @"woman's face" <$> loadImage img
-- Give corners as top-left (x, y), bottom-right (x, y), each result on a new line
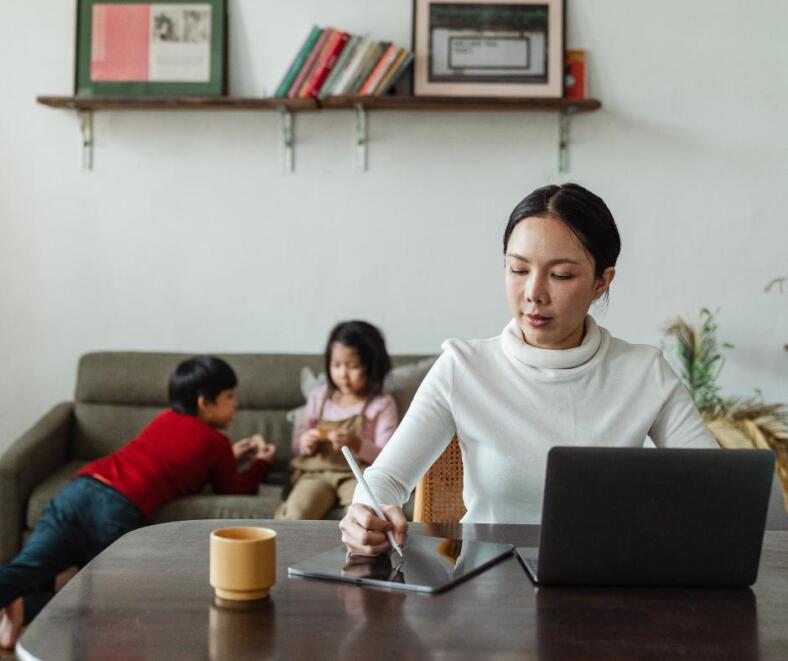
top-left (504, 216), bottom-right (615, 350)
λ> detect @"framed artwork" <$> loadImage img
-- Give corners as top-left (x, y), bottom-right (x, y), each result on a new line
top-left (75, 0), bottom-right (227, 96)
top-left (412, 0), bottom-right (565, 98)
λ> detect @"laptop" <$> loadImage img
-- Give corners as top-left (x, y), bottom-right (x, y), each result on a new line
top-left (516, 447), bottom-right (774, 587)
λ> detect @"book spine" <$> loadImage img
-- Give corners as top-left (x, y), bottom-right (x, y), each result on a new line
top-left (287, 28), bottom-right (330, 99)
top-left (359, 43), bottom-right (398, 95)
top-left (333, 37), bottom-right (372, 96)
top-left (319, 34), bottom-right (360, 99)
top-left (298, 29), bottom-right (338, 97)
top-left (374, 49), bottom-right (411, 96)
top-left (348, 42), bottom-right (385, 95)
top-left (274, 25), bottom-right (322, 98)
top-left (301, 31), bottom-right (350, 98)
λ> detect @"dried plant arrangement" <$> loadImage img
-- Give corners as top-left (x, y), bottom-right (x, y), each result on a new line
top-left (663, 308), bottom-right (788, 509)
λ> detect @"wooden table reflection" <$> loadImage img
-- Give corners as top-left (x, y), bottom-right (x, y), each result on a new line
top-left (17, 521), bottom-right (788, 660)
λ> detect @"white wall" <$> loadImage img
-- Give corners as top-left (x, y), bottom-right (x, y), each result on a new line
top-left (1, 0), bottom-right (786, 444)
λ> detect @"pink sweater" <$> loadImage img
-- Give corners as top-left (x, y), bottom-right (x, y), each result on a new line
top-left (292, 385), bottom-right (398, 465)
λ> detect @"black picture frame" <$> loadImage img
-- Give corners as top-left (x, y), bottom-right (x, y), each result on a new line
top-left (412, 0), bottom-right (565, 98)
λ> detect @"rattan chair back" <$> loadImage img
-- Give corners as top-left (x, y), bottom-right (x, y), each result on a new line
top-left (413, 436), bottom-right (466, 523)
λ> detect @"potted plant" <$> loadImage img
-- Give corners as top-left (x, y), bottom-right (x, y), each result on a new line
top-left (663, 308), bottom-right (788, 509)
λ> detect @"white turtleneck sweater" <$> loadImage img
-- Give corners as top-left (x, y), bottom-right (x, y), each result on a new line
top-left (355, 316), bottom-right (718, 524)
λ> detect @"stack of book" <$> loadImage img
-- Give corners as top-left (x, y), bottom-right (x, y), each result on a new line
top-left (274, 26), bottom-right (414, 99)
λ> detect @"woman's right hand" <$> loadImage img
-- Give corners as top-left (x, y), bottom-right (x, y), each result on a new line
top-left (339, 503), bottom-right (408, 556)
top-left (299, 429), bottom-right (322, 456)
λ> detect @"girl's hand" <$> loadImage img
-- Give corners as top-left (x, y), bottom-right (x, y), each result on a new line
top-left (255, 442), bottom-right (276, 463)
top-left (232, 437), bottom-right (257, 459)
top-left (339, 503), bottom-right (408, 556)
top-left (299, 429), bottom-right (322, 456)
top-left (328, 429), bottom-right (360, 453)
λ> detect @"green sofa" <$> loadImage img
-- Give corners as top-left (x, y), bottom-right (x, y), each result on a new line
top-left (0, 351), bottom-right (431, 563)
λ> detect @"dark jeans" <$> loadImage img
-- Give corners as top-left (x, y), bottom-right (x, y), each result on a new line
top-left (0, 476), bottom-right (147, 623)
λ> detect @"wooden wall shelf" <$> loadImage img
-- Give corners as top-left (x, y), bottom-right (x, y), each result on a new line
top-left (36, 95), bottom-right (602, 173)
top-left (36, 96), bottom-right (319, 112)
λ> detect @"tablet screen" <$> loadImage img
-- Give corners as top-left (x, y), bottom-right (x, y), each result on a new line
top-left (288, 534), bottom-right (513, 593)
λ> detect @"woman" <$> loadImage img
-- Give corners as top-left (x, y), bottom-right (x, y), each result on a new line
top-left (339, 183), bottom-right (717, 556)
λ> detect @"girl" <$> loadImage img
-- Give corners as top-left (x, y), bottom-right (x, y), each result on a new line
top-left (277, 321), bottom-right (398, 520)
top-left (340, 183), bottom-right (718, 556)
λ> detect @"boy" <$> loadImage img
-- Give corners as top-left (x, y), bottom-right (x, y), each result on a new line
top-left (0, 355), bottom-right (275, 651)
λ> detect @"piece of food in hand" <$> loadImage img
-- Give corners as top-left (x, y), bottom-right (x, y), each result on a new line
top-left (251, 433), bottom-right (266, 450)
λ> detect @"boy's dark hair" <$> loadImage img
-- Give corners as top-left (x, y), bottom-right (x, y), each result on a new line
top-left (168, 355), bottom-right (238, 415)
top-left (324, 320), bottom-right (391, 398)
top-left (504, 182), bottom-right (622, 279)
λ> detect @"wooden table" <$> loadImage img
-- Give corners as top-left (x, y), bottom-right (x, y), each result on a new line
top-left (17, 521), bottom-right (788, 660)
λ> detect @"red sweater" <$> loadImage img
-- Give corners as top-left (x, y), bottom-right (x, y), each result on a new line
top-left (75, 410), bottom-right (271, 520)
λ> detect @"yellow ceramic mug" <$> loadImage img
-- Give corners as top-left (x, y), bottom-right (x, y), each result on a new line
top-left (209, 527), bottom-right (277, 601)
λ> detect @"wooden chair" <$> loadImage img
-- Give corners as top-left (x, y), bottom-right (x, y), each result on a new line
top-left (413, 436), bottom-right (466, 523)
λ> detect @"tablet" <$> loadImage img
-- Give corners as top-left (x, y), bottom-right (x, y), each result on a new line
top-left (287, 534), bottom-right (513, 593)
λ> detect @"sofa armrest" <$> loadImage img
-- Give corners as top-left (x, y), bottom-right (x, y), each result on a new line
top-left (0, 402), bottom-right (73, 561)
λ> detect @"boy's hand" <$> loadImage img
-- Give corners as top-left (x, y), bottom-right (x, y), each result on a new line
top-left (299, 429), bottom-right (321, 456)
top-left (255, 442), bottom-right (276, 463)
top-left (232, 437), bottom-right (257, 459)
top-left (328, 428), bottom-right (360, 453)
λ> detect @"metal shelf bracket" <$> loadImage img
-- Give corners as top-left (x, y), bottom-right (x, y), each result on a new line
top-left (558, 106), bottom-right (577, 173)
top-left (78, 110), bottom-right (94, 171)
top-left (355, 104), bottom-right (368, 172)
top-left (278, 107), bottom-right (294, 174)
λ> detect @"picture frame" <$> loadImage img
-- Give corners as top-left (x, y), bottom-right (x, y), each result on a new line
top-left (75, 0), bottom-right (227, 97)
top-left (412, 0), bottom-right (565, 98)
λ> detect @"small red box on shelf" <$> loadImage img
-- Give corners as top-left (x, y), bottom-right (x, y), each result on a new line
top-left (565, 50), bottom-right (586, 99)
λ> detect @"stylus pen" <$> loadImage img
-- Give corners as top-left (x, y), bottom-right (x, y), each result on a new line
top-left (341, 446), bottom-right (405, 558)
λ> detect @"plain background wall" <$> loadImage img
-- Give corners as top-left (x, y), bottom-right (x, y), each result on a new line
top-left (1, 0), bottom-right (786, 444)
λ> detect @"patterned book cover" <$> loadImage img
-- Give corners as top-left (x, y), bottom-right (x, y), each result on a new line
top-left (91, 3), bottom-right (212, 83)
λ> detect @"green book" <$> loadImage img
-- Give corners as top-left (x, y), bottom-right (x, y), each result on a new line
top-left (319, 34), bottom-right (361, 99)
top-left (274, 25), bottom-right (322, 98)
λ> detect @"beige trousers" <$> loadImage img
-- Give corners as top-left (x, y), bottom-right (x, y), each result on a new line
top-left (275, 471), bottom-right (357, 520)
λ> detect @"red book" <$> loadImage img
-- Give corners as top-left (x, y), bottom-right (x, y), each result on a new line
top-left (565, 50), bottom-right (586, 99)
top-left (287, 28), bottom-right (330, 99)
top-left (300, 31), bottom-right (349, 98)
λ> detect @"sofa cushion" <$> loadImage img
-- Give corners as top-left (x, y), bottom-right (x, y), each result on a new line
top-left (76, 352), bottom-right (432, 408)
top-left (76, 352), bottom-right (326, 409)
top-left (224, 409), bottom-right (296, 475)
top-left (26, 461), bottom-right (89, 529)
top-left (73, 403), bottom-right (165, 459)
top-left (154, 487), bottom-right (284, 522)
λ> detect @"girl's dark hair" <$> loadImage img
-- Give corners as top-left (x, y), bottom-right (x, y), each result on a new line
top-left (503, 183), bottom-right (621, 278)
top-left (169, 355), bottom-right (238, 415)
top-left (324, 320), bottom-right (391, 397)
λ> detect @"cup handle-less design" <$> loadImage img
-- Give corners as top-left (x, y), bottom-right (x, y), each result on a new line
top-left (210, 527), bottom-right (277, 601)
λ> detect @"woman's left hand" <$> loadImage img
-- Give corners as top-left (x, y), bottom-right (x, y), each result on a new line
top-left (328, 429), bottom-right (360, 453)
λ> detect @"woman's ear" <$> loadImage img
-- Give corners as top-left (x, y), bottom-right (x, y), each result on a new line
top-left (593, 267), bottom-right (616, 300)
